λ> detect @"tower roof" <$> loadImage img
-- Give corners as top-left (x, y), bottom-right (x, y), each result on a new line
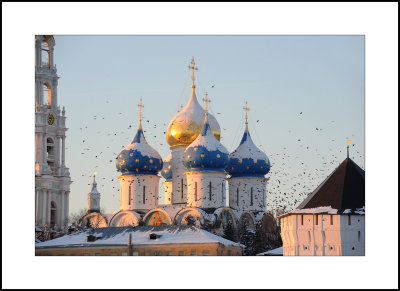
top-left (116, 99), bottom-right (163, 176)
top-left (297, 157), bottom-right (365, 213)
top-left (226, 103), bottom-right (270, 177)
top-left (166, 58), bottom-right (220, 147)
top-left (89, 175), bottom-right (100, 195)
top-left (184, 111), bottom-right (229, 172)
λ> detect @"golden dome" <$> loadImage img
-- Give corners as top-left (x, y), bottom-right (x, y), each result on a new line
top-left (166, 85), bottom-right (221, 147)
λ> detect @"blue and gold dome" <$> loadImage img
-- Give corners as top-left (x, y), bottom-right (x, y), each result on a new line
top-left (116, 118), bottom-right (163, 176)
top-left (226, 123), bottom-right (270, 178)
top-left (184, 113), bottom-right (229, 172)
top-left (161, 154), bottom-right (173, 181)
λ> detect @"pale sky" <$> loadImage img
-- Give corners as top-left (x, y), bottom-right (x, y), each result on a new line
top-left (53, 35), bottom-right (365, 215)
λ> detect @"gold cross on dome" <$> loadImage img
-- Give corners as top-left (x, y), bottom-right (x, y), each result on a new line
top-left (138, 98), bottom-right (144, 123)
top-left (243, 101), bottom-right (250, 125)
top-left (188, 57), bottom-right (198, 86)
top-left (203, 92), bottom-right (211, 114)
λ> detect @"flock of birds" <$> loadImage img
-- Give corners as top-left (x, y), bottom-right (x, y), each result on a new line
top-left (67, 85), bottom-right (364, 215)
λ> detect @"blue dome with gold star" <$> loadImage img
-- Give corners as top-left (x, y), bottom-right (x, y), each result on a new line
top-left (184, 114), bottom-right (229, 172)
top-left (161, 154), bottom-right (173, 181)
top-left (226, 124), bottom-right (270, 177)
top-left (116, 122), bottom-right (163, 176)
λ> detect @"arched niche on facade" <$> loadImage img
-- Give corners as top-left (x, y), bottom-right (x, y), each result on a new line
top-left (238, 211), bottom-right (257, 233)
top-left (109, 210), bottom-right (140, 227)
top-left (259, 212), bottom-right (278, 233)
top-left (77, 212), bottom-right (108, 228)
top-left (143, 208), bottom-right (172, 226)
top-left (214, 208), bottom-right (237, 229)
top-left (174, 207), bottom-right (206, 227)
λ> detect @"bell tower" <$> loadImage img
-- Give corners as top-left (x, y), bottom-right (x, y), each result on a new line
top-left (35, 35), bottom-right (72, 231)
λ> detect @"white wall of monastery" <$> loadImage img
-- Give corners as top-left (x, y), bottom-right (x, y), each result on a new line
top-left (186, 171), bottom-right (226, 208)
top-left (227, 177), bottom-right (266, 212)
top-left (170, 146), bottom-right (188, 204)
top-left (119, 175), bottom-right (160, 211)
top-left (162, 181), bottom-right (173, 205)
top-left (280, 214), bottom-right (365, 256)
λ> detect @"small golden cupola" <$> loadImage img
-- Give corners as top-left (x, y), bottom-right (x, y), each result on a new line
top-left (166, 57), bottom-right (221, 147)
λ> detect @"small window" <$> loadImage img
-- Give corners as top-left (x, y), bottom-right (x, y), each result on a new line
top-left (358, 231), bottom-right (361, 242)
top-left (308, 231), bottom-right (311, 243)
top-left (181, 179), bottom-right (184, 199)
top-left (195, 182), bottom-right (197, 201)
top-left (178, 251), bottom-right (184, 256)
top-left (202, 250), bottom-right (209, 256)
top-left (237, 188), bottom-right (239, 206)
top-left (190, 250), bottom-right (196, 256)
top-left (128, 185), bottom-right (131, 205)
top-left (220, 250), bottom-right (224, 256)
top-left (263, 189), bottom-right (265, 207)
top-left (352, 246), bottom-right (355, 250)
top-left (330, 215), bottom-right (333, 225)
top-left (222, 183), bottom-right (224, 202)
top-left (209, 181), bottom-right (212, 200)
top-left (301, 215), bottom-right (303, 225)
top-left (322, 231), bottom-right (326, 242)
top-left (166, 251), bottom-right (173, 256)
top-left (154, 250), bottom-right (161, 256)
top-left (250, 187), bottom-right (253, 206)
top-left (228, 250), bottom-right (232, 256)
top-left (348, 215), bottom-right (351, 225)
top-left (121, 252), bottom-right (128, 256)
top-left (143, 186), bottom-right (146, 204)
top-left (315, 215), bottom-right (318, 225)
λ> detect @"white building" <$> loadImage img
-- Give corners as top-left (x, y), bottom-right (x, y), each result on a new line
top-left (35, 35), bottom-right (72, 230)
top-left (279, 156), bottom-right (365, 256)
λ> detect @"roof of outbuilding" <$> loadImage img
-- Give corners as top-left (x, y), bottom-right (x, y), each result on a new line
top-left (35, 225), bottom-right (244, 249)
top-left (296, 157), bottom-right (365, 214)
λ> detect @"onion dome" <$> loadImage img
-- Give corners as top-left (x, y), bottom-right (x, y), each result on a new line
top-left (161, 154), bottom-right (173, 181)
top-left (184, 111), bottom-right (229, 172)
top-left (226, 123), bottom-right (270, 177)
top-left (166, 58), bottom-right (221, 147)
top-left (116, 100), bottom-right (163, 176)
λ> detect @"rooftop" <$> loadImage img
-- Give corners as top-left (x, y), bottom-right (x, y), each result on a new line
top-left (35, 225), bottom-right (243, 249)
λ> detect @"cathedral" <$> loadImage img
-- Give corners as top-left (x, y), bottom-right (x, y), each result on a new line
top-left (35, 35), bottom-right (72, 230)
top-left (79, 57), bottom-right (273, 235)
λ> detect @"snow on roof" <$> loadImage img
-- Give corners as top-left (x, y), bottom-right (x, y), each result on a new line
top-left (35, 227), bottom-right (43, 232)
top-left (35, 225), bottom-right (243, 249)
top-left (123, 128), bottom-right (162, 160)
top-left (256, 246), bottom-right (283, 256)
top-left (278, 205), bottom-right (366, 218)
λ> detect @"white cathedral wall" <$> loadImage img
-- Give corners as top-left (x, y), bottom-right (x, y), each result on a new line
top-left (280, 214), bottom-right (365, 256)
top-left (227, 177), bottom-right (266, 212)
top-left (186, 171), bottom-right (226, 208)
top-left (162, 181), bottom-right (173, 205)
top-left (170, 146), bottom-right (188, 204)
top-left (119, 175), bottom-right (160, 211)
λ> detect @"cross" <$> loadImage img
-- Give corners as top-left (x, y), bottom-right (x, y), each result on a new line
top-left (138, 98), bottom-right (144, 123)
top-left (243, 101), bottom-right (250, 125)
top-left (188, 56), bottom-right (198, 86)
top-left (203, 92), bottom-right (211, 114)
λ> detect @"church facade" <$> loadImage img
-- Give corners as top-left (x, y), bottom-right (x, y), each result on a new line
top-left (79, 58), bottom-right (273, 236)
top-left (35, 35), bottom-right (72, 230)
